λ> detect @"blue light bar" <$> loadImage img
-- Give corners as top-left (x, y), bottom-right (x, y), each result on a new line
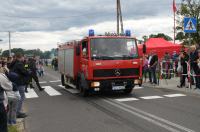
top-left (125, 30), bottom-right (131, 37)
top-left (89, 29), bottom-right (95, 36)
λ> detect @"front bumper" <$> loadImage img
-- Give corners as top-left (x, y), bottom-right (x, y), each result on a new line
top-left (89, 78), bottom-right (137, 92)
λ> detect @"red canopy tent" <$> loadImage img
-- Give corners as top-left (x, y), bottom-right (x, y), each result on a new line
top-left (138, 38), bottom-right (182, 59)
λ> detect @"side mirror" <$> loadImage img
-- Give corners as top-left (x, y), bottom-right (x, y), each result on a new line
top-left (143, 44), bottom-right (146, 54)
top-left (76, 46), bottom-right (80, 56)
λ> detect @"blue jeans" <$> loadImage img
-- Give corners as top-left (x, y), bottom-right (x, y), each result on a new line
top-left (149, 67), bottom-right (157, 84)
top-left (17, 86), bottom-right (25, 114)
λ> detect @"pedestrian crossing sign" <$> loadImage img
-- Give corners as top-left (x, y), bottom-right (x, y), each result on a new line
top-left (184, 17), bottom-right (197, 33)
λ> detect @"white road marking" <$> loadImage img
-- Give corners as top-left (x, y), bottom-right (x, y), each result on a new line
top-left (58, 85), bottom-right (65, 89)
top-left (164, 94), bottom-right (186, 98)
top-left (115, 97), bottom-right (139, 102)
top-left (43, 86), bottom-right (62, 96)
top-left (140, 96), bottom-right (163, 100)
top-left (104, 98), bottom-right (195, 132)
top-left (49, 80), bottom-right (61, 83)
top-left (25, 88), bottom-right (39, 99)
top-left (39, 81), bottom-right (47, 84)
top-left (65, 88), bottom-right (80, 94)
top-left (134, 86), bottom-right (143, 90)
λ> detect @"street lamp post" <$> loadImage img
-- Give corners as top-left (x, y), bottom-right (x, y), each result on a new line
top-left (8, 31), bottom-right (11, 57)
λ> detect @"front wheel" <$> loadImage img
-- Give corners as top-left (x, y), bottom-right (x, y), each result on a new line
top-left (61, 74), bottom-right (65, 86)
top-left (124, 88), bottom-right (133, 94)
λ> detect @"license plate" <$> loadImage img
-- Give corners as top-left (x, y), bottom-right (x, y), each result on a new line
top-left (112, 86), bottom-right (125, 90)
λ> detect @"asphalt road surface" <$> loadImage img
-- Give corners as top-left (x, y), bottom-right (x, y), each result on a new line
top-left (24, 67), bottom-right (200, 132)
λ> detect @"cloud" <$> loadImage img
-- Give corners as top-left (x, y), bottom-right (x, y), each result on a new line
top-left (0, 0), bottom-right (181, 51)
top-left (0, 16), bottom-right (173, 51)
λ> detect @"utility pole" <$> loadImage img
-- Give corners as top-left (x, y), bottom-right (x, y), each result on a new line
top-left (8, 31), bottom-right (11, 57)
top-left (116, 0), bottom-right (124, 34)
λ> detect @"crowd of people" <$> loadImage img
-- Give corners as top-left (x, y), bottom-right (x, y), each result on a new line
top-left (142, 44), bottom-right (200, 90)
top-left (0, 53), bottom-right (44, 132)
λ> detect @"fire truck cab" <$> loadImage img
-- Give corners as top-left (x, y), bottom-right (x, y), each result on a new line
top-left (58, 30), bottom-right (142, 96)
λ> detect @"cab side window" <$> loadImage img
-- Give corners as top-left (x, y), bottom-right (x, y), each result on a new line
top-left (82, 41), bottom-right (88, 58)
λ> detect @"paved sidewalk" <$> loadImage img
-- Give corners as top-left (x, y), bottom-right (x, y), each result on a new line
top-left (143, 77), bottom-right (200, 96)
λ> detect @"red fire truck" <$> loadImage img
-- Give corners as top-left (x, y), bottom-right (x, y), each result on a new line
top-left (58, 30), bottom-right (142, 96)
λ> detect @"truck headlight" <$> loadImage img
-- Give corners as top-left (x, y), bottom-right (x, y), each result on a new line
top-left (91, 82), bottom-right (100, 87)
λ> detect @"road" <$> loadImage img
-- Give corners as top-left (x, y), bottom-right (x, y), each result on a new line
top-left (24, 67), bottom-right (200, 132)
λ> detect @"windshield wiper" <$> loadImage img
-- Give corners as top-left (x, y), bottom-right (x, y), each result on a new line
top-left (122, 55), bottom-right (134, 60)
top-left (92, 56), bottom-right (115, 60)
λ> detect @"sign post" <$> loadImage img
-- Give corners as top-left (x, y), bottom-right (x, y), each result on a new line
top-left (184, 17), bottom-right (197, 90)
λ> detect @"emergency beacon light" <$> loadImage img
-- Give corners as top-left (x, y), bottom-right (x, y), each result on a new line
top-left (89, 29), bottom-right (95, 36)
top-left (125, 30), bottom-right (131, 37)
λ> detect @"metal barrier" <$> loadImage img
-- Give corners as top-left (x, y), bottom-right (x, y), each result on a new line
top-left (160, 60), bottom-right (176, 78)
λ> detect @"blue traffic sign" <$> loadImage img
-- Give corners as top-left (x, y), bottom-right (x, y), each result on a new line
top-left (184, 17), bottom-right (197, 33)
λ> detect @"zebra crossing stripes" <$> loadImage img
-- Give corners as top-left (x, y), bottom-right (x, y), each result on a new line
top-left (43, 86), bottom-right (62, 96)
top-left (25, 88), bottom-right (39, 99)
top-left (163, 94), bottom-right (186, 98)
top-left (115, 94), bottom-right (187, 102)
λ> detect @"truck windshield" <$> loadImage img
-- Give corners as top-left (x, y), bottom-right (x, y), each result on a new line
top-left (90, 38), bottom-right (138, 60)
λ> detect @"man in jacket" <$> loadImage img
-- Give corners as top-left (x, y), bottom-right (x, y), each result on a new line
top-left (11, 53), bottom-right (29, 118)
top-left (0, 73), bottom-right (13, 132)
top-left (28, 57), bottom-right (44, 91)
top-left (190, 45), bottom-right (200, 89)
top-left (148, 51), bottom-right (158, 84)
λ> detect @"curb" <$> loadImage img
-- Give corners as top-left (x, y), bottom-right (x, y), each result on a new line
top-left (16, 118), bottom-right (26, 132)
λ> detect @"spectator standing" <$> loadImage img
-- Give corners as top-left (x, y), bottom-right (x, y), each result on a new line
top-left (54, 58), bottom-right (58, 71)
top-left (143, 55), bottom-right (149, 83)
top-left (177, 52), bottom-right (189, 88)
top-left (148, 51), bottom-right (158, 85)
top-left (38, 62), bottom-right (44, 77)
top-left (11, 53), bottom-right (29, 118)
top-left (190, 45), bottom-right (200, 89)
top-left (163, 52), bottom-right (171, 79)
top-left (0, 73), bottom-right (13, 132)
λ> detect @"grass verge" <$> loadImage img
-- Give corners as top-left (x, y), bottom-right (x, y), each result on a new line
top-left (8, 125), bottom-right (19, 132)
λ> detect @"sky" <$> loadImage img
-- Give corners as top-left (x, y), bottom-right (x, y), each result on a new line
top-left (0, 0), bottom-right (181, 51)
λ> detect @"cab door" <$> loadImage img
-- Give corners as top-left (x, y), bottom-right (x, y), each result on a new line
top-left (80, 40), bottom-right (89, 78)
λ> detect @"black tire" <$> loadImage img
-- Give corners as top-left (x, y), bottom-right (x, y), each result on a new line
top-left (61, 74), bottom-right (65, 86)
top-left (139, 84), bottom-right (142, 87)
top-left (124, 88), bottom-right (133, 94)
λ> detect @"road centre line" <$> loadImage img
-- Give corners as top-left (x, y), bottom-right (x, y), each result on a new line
top-left (43, 86), bottom-right (62, 96)
top-left (140, 96), bottom-right (163, 100)
top-left (164, 94), bottom-right (186, 98)
top-left (103, 98), bottom-right (195, 132)
top-left (25, 88), bottom-right (39, 99)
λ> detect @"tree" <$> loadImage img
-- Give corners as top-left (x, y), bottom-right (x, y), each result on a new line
top-left (148, 33), bottom-right (173, 41)
top-left (2, 48), bottom-right (25, 57)
top-left (176, 0), bottom-right (200, 45)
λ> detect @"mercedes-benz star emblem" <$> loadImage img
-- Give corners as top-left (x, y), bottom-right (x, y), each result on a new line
top-left (114, 69), bottom-right (121, 76)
